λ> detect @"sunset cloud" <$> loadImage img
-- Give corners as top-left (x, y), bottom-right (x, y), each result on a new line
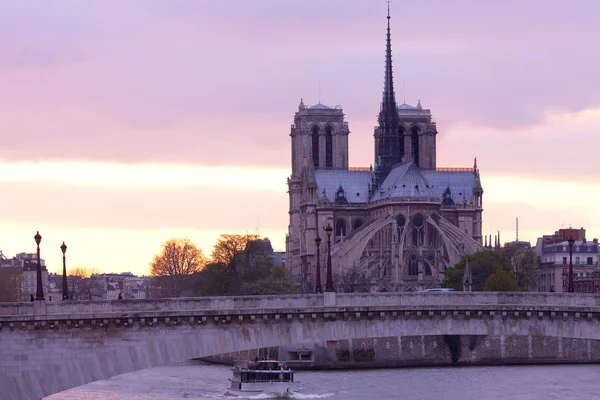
top-left (0, 0), bottom-right (599, 274)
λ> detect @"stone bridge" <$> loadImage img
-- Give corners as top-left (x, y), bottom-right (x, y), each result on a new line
top-left (2, 292), bottom-right (600, 400)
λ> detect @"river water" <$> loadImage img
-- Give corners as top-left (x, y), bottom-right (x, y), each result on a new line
top-left (45, 362), bottom-right (600, 400)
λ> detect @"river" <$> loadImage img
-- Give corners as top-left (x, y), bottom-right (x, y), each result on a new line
top-left (45, 362), bottom-right (600, 400)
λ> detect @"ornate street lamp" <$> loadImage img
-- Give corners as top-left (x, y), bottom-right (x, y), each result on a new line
top-left (568, 236), bottom-right (575, 293)
top-left (34, 231), bottom-right (44, 300)
top-left (61, 242), bottom-right (69, 300)
top-left (315, 236), bottom-right (322, 293)
top-left (324, 224), bottom-right (335, 292)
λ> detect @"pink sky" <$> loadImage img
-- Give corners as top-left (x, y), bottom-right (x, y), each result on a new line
top-left (1, 1), bottom-right (599, 275)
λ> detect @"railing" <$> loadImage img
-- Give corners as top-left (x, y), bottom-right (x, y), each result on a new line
top-left (348, 167), bottom-right (370, 171)
top-left (2, 292), bottom-right (600, 318)
top-left (306, 104), bottom-right (343, 110)
top-left (436, 167), bottom-right (474, 172)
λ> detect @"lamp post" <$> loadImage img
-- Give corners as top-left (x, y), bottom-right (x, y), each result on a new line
top-left (61, 242), bottom-right (69, 300)
top-left (567, 236), bottom-right (575, 293)
top-left (34, 231), bottom-right (44, 300)
top-left (324, 224), bottom-right (335, 292)
top-left (315, 236), bottom-right (322, 294)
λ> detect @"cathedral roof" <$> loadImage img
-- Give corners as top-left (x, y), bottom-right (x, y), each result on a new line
top-left (421, 169), bottom-right (476, 202)
top-left (309, 103), bottom-right (332, 110)
top-left (370, 162), bottom-right (437, 201)
top-left (397, 103), bottom-right (417, 110)
top-left (315, 170), bottom-right (371, 203)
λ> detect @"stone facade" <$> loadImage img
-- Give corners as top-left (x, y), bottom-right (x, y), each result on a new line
top-left (539, 239), bottom-right (599, 292)
top-left (205, 334), bottom-right (600, 370)
top-left (285, 11), bottom-right (484, 293)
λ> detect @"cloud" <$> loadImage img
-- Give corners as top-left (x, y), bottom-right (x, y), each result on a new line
top-left (0, 161), bottom-right (288, 230)
top-left (437, 107), bottom-right (600, 181)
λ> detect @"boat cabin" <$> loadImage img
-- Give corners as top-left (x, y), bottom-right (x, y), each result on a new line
top-left (231, 360), bottom-right (294, 384)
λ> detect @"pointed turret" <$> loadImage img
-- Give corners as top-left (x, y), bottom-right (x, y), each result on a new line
top-left (374, 4), bottom-right (401, 183)
top-left (463, 259), bottom-right (472, 292)
top-left (472, 156), bottom-right (483, 208)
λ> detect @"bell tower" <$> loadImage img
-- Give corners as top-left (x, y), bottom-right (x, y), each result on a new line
top-left (287, 99), bottom-right (350, 282)
top-left (289, 99), bottom-right (349, 179)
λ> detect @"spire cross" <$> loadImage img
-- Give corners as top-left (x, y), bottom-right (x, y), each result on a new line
top-left (318, 78), bottom-right (321, 104)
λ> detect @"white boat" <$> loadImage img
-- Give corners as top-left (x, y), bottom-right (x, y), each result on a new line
top-left (226, 359), bottom-right (296, 396)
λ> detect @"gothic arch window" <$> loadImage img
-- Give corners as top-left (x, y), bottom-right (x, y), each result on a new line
top-left (396, 215), bottom-right (406, 231)
top-left (427, 222), bottom-right (438, 247)
top-left (425, 263), bottom-right (432, 276)
top-left (325, 126), bottom-right (333, 167)
top-left (411, 126), bottom-right (420, 167)
top-left (335, 185), bottom-right (347, 203)
top-left (311, 126), bottom-right (319, 167)
top-left (353, 219), bottom-right (364, 231)
top-left (408, 254), bottom-right (418, 275)
top-left (335, 219), bottom-right (347, 237)
top-left (411, 214), bottom-right (424, 246)
top-left (398, 126), bottom-right (405, 161)
top-left (393, 214), bottom-right (406, 243)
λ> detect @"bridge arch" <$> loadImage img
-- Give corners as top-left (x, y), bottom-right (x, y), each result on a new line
top-left (2, 292), bottom-right (600, 400)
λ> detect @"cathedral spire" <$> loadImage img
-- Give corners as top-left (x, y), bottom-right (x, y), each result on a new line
top-left (375, 3), bottom-right (401, 182)
top-left (379, 3), bottom-right (398, 128)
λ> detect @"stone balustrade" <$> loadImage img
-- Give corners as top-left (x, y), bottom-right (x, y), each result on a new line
top-left (1, 292), bottom-right (599, 319)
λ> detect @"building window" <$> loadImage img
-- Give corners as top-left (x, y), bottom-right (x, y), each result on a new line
top-left (311, 126), bottom-right (319, 167)
top-left (587, 257), bottom-right (593, 265)
top-left (353, 219), bottom-right (364, 231)
top-left (411, 214), bottom-right (424, 246)
top-left (408, 254), bottom-right (418, 275)
top-left (411, 126), bottom-right (420, 167)
top-left (398, 127), bottom-right (405, 161)
top-left (576, 257), bottom-right (580, 265)
top-left (325, 126), bottom-right (333, 167)
top-left (563, 257), bottom-right (567, 265)
top-left (335, 220), bottom-right (346, 237)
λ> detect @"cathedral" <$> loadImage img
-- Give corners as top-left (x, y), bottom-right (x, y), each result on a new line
top-left (285, 9), bottom-right (484, 292)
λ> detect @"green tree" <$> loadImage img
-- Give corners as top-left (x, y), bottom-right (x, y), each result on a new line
top-left (444, 250), bottom-right (512, 291)
top-left (238, 238), bottom-right (274, 282)
top-left (483, 270), bottom-right (521, 291)
top-left (198, 262), bottom-right (238, 296)
top-left (149, 238), bottom-right (207, 297)
top-left (238, 266), bottom-right (299, 295)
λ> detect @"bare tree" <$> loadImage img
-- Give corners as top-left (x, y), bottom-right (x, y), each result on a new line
top-left (503, 247), bottom-right (539, 291)
top-left (211, 234), bottom-right (259, 273)
top-left (150, 238), bottom-right (207, 297)
top-left (335, 264), bottom-right (370, 293)
top-left (68, 267), bottom-right (106, 300)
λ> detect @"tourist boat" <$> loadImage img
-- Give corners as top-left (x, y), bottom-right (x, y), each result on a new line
top-left (226, 359), bottom-right (296, 396)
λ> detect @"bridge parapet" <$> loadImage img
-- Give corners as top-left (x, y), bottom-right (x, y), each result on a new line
top-left (333, 292), bottom-right (600, 308)
top-left (1, 292), bottom-right (599, 319)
